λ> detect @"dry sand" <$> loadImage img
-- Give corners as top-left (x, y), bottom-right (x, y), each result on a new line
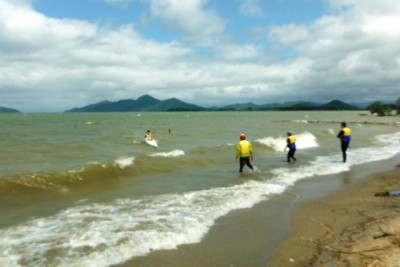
top-left (268, 166), bottom-right (400, 267)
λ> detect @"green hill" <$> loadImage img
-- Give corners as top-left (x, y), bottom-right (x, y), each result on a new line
top-left (319, 99), bottom-right (358, 110)
top-left (277, 100), bottom-right (358, 111)
top-left (0, 107), bottom-right (21, 113)
top-left (219, 102), bottom-right (260, 111)
top-left (147, 97), bottom-right (205, 111)
top-left (65, 95), bottom-right (359, 113)
top-left (65, 95), bottom-right (203, 112)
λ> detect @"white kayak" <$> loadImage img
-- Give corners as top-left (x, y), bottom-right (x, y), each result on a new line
top-left (144, 138), bottom-right (158, 148)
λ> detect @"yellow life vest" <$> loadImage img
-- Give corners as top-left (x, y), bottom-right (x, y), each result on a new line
top-left (341, 127), bottom-right (351, 142)
top-left (237, 140), bottom-right (252, 157)
top-left (343, 127), bottom-right (351, 136)
top-left (288, 135), bottom-right (296, 149)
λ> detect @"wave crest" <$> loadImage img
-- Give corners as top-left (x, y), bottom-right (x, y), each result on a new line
top-left (256, 131), bottom-right (319, 151)
top-left (149, 150), bottom-right (185, 158)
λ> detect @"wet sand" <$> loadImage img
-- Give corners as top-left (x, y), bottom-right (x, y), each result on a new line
top-left (114, 159), bottom-right (400, 267)
top-left (268, 166), bottom-right (400, 267)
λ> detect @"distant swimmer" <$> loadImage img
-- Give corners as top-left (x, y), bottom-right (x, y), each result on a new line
top-left (235, 134), bottom-right (254, 173)
top-left (337, 122), bottom-right (351, 162)
top-left (145, 130), bottom-right (154, 141)
top-left (285, 131), bottom-right (297, 163)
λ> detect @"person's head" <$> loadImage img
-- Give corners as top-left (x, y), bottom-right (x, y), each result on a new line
top-left (287, 131), bottom-right (292, 136)
top-left (240, 134), bottom-right (246, 140)
top-left (147, 130), bottom-right (151, 133)
top-left (341, 122), bottom-right (346, 128)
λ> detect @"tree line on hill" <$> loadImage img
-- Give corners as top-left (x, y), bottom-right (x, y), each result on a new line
top-left (63, 95), bottom-right (362, 112)
top-left (64, 95), bottom-right (400, 113)
top-left (1, 95), bottom-right (399, 114)
top-left (0, 107), bottom-right (21, 113)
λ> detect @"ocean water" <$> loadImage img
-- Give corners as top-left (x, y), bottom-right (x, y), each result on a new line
top-left (0, 111), bottom-right (399, 266)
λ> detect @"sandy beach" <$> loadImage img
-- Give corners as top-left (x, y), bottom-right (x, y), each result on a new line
top-left (112, 160), bottom-right (400, 267)
top-left (268, 165), bottom-right (400, 267)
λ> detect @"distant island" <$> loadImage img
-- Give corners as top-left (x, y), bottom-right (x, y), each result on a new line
top-left (0, 107), bottom-right (21, 113)
top-left (65, 95), bottom-right (205, 112)
top-left (0, 97), bottom-right (362, 114)
top-left (65, 95), bottom-right (360, 112)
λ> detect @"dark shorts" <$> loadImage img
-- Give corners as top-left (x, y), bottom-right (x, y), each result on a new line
top-left (239, 156), bottom-right (253, 172)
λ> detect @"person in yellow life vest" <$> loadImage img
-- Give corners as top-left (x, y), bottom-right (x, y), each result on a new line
top-left (337, 122), bottom-right (351, 162)
top-left (145, 130), bottom-right (154, 141)
top-left (235, 134), bottom-right (254, 173)
top-left (285, 131), bottom-right (297, 163)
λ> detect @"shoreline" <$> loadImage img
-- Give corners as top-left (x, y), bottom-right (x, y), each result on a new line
top-left (114, 158), bottom-right (400, 267)
top-left (268, 165), bottom-right (400, 266)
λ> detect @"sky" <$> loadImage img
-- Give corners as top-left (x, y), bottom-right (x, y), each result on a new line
top-left (0, 0), bottom-right (399, 112)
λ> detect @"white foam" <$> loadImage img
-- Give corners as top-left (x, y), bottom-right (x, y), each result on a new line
top-left (257, 131), bottom-right (319, 151)
top-left (326, 128), bottom-right (335, 135)
top-left (114, 156), bottom-right (135, 169)
top-left (270, 131), bottom-right (400, 186)
top-left (149, 150), bottom-right (185, 158)
top-left (1, 132), bottom-right (399, 267)
top-left (87, 161), bottom-right (100, 165)
top-left (132, 139), bottom-right (141, 144)
top-left (292, 119), bottom-right (308, 123)
top-left (0, 182), bottom-right (284, 267)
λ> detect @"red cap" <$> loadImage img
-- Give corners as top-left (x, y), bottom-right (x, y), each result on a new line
top-left (240, 134), bottom-right (246, 140)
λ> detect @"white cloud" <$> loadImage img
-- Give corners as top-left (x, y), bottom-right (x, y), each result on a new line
top-left (0, 0), bottom-right (400, 112)
top-left (0, 1), bottom-right (98, 58)
top-left (327, 0), bottom-right (400, 15)
top-left (239, 0), bottom-right (263, 16)
top-left (0, 0), bottom-right (193, 111)
top-left (266, 0), bottom-right (400, 101)
top-left (216, 44), bottom-right (261, 60)
top-left (147, 0), bottom-right (226, 42)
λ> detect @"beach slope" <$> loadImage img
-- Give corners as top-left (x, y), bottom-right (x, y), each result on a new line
top-left (268, 166), bottom-right (400, 267)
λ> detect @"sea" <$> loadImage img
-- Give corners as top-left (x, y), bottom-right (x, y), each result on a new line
top-left (0, 111), bottom-right (399, 267)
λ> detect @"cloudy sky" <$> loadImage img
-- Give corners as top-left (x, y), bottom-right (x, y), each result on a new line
top-left (0, 0), bottom-right (399, 112)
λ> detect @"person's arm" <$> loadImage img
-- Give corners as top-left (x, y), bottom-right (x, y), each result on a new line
top-left (236, 143), bottom-right (241, 159)
top-left (284, 138), bottom-right (290, 151)
top-left (249, 143), bottom-right (254, 160)
top-left (337, 130), bottom-right (344, 139)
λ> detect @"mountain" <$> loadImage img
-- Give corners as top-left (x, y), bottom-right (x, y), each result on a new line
top-left (147, 97), bottom-right (205, 111)
top-left (216, 101), bottom-right (321, 111)
top-left (0, 107), bottom-right (21, 113)
top-left (261, 101), bottom-right (321, 110)
top-left (275, 99), bottom-right (358, 111)
top-left (219, 102), bottom-right (261, 111)
top-left (65, 95), bottom-right (360, 112)
top-left (319, 99), bottom-right (359, 110)
top-left (288, 101), bottom-right (320, 108)
top-left (65, 95), bottom-right (203, 112)
top-left (134, 95), bottom-right (161, 110)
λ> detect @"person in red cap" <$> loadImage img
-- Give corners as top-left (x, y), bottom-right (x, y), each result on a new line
top-left (235, 133), bottom-right (254, 172)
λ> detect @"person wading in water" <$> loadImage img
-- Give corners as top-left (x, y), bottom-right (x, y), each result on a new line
top-left (285, 131), bottom-right (297, 163)
top-left (235, 134), bottom-right (254, 173)
top-left (337, 122), bottom-right (351, 162)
